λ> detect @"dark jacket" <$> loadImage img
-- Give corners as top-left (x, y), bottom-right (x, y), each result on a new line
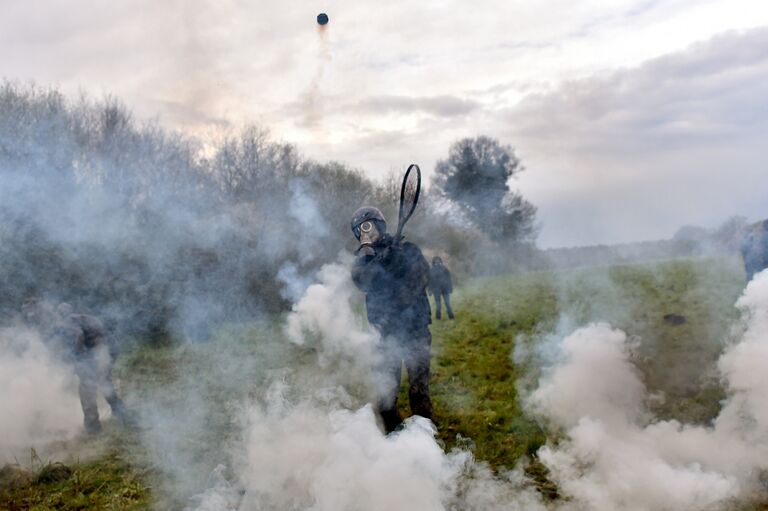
top-left (351, 234), bottom-right (431, 338)
top-left (428, 264), bottom-right (453, 295)
top-left (741, 220), bottom-right (768, 281)
top-left (51, 313), bottom-right (111, 359)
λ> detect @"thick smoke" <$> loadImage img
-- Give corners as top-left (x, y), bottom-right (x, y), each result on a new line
top-left (302, 18), bottom-right (332, 129)
top-left (190, 261), bottom-right (547, 511)
top-left (187, 269), bottom-right (768, 511)
top-left (284, 262), bottom-right (380, 393)
top-left (0, 83), bottom-right (351, 499)
top-left (0, 83), bottom-right (382, 343)
top-left (520, 270), bottom-right (768, 510)
top-left (5, 81), bottom-right (768, 510)
top-left (232, 399), bottom-right (546, 511)
top-left (0, 326), bottom-right (83, 463)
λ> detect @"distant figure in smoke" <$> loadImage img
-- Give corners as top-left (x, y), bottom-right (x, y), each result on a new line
top-left (740, 219), bottom-right (768, 282)
top-left (21, 298), bottom-right (131, 434)
top-left (350, 207), bottom-right (434, 433)
top-left (429, 257), bottom-right (455, 320)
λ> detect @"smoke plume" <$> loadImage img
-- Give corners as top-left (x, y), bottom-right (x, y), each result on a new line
top-left (187, 269), bottom-right (768, 511)
top-left (521, 270), bottom-right (768, 510)
top-left (190, 262), bottom-right (548, 511)
top-left (0, 327), bottom-right (83, 463)
top-left (4, 81), bottom-right (768, 511)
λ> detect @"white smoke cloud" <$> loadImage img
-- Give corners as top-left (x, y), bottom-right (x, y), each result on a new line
top-left (523, 270), bottom-right (768, 510)
top-left (0, 326), bottom-right (83, 463)
top-left (288, 179), bottom-right (330, 249)
top-left (284, 262), bottom-right (382, 397)
top-left (527, 324), bottom-right (648, 430)
top-left (276, 262), bottom-right (314, 303)
top-left (527, 322), bottom-right (740, 510)
top-left (238, 404), bottom-right (451, 511)
top-left (191, 263), bottom-right (548, 510)
top-left (188, 464), bottom-right (239, 511)
top-left (218, 389), bottom-right (547, 511)
top-left (276, 178), bottom-right (332, 301)
top-left (192, 267), bottom-right (768, 511)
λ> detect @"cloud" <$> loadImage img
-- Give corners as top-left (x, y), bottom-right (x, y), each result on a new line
top-left (356, 95), bottom-right (481, 118)
top-left (2, 2), bottom-right (768, 245)
top-left (508, 27), bottom-right (768, 246)
top-left (149, 99), bottom-right (232, 128)
top-left (512, 28), bottom-right (768, 153)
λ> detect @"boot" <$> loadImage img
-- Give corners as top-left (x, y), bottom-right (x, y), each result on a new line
top-left (380, 408), bottom-right (403, 434)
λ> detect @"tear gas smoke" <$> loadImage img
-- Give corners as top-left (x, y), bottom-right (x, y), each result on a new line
top-left (0, 82), bottom-right (360, 500)
top-left (284, 261), bottom-right (381, 396)
top-left (189, 270), bottom-right (768, 511)
top-left (189, 261), bottom-right (548, 511)
top-left (233, 401), bottom-right (544, 511)
top-left (303, 14), bottom-right (332, 129)
top-left (5, 82), bottom-right (767, 510)
top-left (0, 83), bottom-right (355, 340)
top-left (520, 269), bottom-right (768, 510)
top-left (0, 327), bottom-right (83, 463)
top-left (276, 262), bottom-right (315, 303)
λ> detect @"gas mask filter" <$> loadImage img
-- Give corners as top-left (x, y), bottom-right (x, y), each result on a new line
top-left (358, 220), bottom-right (380, 247)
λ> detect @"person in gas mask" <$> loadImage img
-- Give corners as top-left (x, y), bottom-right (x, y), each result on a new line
top-left (429, 256), bottom-right (455, 320)
top-left (21, 298), bottom-right (131, 434)
top-left (740, 220), bottom-right (768, 282)
top-left (350, 206), bottom-right (434, 433)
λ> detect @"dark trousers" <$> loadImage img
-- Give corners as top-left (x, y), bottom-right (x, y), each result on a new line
top-left (377, 330), bottom-right (434, 433)
top-left (75, 349), bottom-right (128, 434)
top-left (434, 291), bottom-right (454, 320)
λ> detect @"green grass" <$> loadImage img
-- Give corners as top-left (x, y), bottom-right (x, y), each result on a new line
top-left (429, 271), bottom-right (557, 466)
top-left (0, 431), bottom-right (152, 510)
top-left (425, 256), bottom-right (745, 470)
top-left (1, 255), bottom-right (749, 508)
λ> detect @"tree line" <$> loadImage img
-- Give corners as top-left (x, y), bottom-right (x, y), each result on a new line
top-left (0, 81), bottom-right (538, 341)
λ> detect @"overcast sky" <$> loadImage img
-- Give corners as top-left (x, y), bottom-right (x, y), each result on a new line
top-left (2, 0), bottom-right (767, 247)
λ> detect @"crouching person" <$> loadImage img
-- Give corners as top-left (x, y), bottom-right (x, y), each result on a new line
top-left (22, 299), bottom-right (132, 434)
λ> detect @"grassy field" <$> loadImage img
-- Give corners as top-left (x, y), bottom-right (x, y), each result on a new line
top-left (0, 429), bottom-right (152, 510)
top-left (0, 256), bottom-right (748, 509)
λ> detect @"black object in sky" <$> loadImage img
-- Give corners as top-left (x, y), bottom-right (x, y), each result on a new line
top-left (317, 13), bottom-right (329, 25)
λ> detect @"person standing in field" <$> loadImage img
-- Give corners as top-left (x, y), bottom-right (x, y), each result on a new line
top-left (429, 256), bottom-right (455, 320)
top-left (349, 206), bottom-right (434, 433)
top-left (21, 298), bottom-right (132, 434)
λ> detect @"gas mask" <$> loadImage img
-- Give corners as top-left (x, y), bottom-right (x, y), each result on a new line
top-left (356, 220), bottom-right (381, 256)
top-left (350, 206), bottom-right (387, 256)
top-left (358, 220), bottom-right (381, 247)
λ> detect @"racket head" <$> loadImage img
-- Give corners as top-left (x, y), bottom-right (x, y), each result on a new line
top-left (396, 164), bottom-right (421, 238)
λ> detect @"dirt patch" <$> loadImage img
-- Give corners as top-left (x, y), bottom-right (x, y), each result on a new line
top-left (663, 313), bottom-right (687, 325)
